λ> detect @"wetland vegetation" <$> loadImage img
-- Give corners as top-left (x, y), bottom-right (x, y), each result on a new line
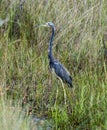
top-left (0, 0), bottom-right (107, 129)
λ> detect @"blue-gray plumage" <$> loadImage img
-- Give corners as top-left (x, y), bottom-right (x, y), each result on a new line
top-left (43, 22), bottom-right (73, 88)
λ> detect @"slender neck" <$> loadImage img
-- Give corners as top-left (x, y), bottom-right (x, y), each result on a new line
top-left (48, 27), bottom-right (55, 61)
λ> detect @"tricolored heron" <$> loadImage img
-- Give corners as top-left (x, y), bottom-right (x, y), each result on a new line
top-left (41, 22), bottom-right (73, 104)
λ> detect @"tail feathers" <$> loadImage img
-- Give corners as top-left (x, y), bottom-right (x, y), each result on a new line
top-left (68, 76), bottom-right (73, 88)
top-left (68, 82), bottom-right (73, 88)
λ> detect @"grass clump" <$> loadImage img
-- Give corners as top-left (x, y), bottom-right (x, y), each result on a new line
top-left (0, 97), bottom-right (34, 130)
top-left (0, 0), bottom-right (107, 129)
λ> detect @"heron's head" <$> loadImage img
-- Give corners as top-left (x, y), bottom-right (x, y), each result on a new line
top-left (41, 22), bottom-right (55, 31)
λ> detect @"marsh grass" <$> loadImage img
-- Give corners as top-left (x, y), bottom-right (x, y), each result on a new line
top-left (0, 97), bottom-right (34, 130)
top-left (0, 0), bottom-right (107, 129)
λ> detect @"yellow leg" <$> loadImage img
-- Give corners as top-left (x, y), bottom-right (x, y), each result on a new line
top-left (52, 73), bottom-right (59, 106)
top-left (59, 78), bottom-right (67, 105)
top-left (51, 70), bottom-right (67, 105)
top-left (55, 85), bottom-right (58, 106)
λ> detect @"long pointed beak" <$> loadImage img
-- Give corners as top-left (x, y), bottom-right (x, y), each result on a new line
top-left (40, 23), bottom-right (49, 27)
top-left (40, 24), bottom-right (47, 27)
top-left (34, 23), bottom-right (49, 29)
